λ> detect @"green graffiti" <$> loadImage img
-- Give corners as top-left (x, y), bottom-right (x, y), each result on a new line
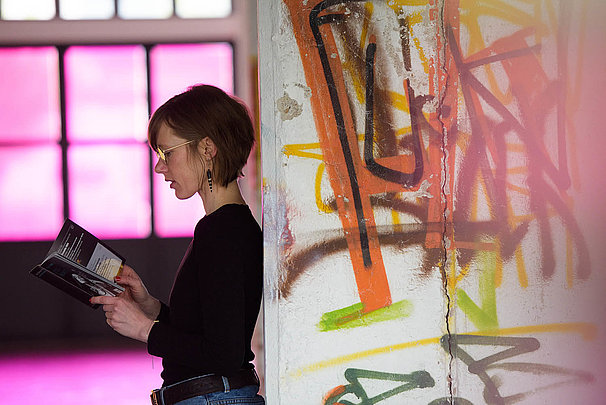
top-left (318, 299), bottom-right (413, 332)
top-left (324, 368), bottom-right (435, 405)
top-left (456, 251), bottom-right (499, 330)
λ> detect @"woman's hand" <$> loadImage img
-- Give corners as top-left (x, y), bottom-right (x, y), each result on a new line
top-left (90, 295), bottom-right (155, 343)
top-left (114, 265), bottom-right (161, 320)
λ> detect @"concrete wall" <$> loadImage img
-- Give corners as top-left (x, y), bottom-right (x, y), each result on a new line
top-left (259, 1), bottom-right (606, 403)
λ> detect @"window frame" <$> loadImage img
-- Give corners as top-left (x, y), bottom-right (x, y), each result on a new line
top-left (0, 0), bottom-right (255, 240)
top-left (0, 0), bottom-right (253, 104)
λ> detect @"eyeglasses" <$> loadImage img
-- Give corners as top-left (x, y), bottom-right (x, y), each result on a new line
top-left (155, 140), bottom-right (195, 163)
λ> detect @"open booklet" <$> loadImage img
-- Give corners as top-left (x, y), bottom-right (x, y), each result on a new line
top-left (30, 219), bottom-right (125, 309)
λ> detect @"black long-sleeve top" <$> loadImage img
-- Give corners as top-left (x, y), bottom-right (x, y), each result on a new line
top-left (147, 204), bottom-right (263, 386)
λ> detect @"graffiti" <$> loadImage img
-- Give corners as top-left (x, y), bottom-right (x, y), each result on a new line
top-left (292, 322), bottom-right (596, 377)
top-left (280, 0), bottom-right (591, 331)
top-left (323, 368), bottom-right (434, 405)
top-left (364, 41), bottom-right (425, 188)
top-left (444, 334), bottom-right (594, 404)
top-left (263, 0), bottom-right (601, 403)
top-left (446, 21), bottom-right (590, 281)
top-left (283, 0), bottom-right (447, 326)
top-left (322, 334), bottom-right (594, 405)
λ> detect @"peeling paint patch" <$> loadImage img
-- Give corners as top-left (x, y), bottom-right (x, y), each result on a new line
top-left (401, 179), bottom-right (433, 201)
top-left (293, 82), bottom-right (312, 98)
top-left (277, 91), bottom-right (303, 121)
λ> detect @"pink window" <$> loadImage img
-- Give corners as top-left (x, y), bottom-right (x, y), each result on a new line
top-left (0, 146), bottom-right (63, 241)
top-left (0, 42), bottom-right (236, 241)
top-left (64, 45), bottom-right (148, 142)
top-left (68, 144), bottom-right (151, 239)
top-left (0, 47), bottom-right (60, 142)
top-left (150, 43), bottom-right (233, 237)
top-left (150, 43), bottom-right (233, 110)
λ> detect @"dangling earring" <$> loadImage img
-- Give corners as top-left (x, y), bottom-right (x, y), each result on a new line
top-left (206, 169), bottom-right (213, 192)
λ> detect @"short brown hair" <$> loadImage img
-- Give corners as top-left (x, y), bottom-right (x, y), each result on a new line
top-left (148, 84), bottom-right (255, 187)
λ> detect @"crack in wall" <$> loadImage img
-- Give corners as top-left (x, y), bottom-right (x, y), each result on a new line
top-left (436, 0), bottom-right (455, 403)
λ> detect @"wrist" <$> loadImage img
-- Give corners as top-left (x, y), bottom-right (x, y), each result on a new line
top-left (141, 319), bottom-right (157, 343)
top-left (143, 297), bottom-right (161, 320)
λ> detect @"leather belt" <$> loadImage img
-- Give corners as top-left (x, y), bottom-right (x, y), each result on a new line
top-left (150, 369), bottom-right (259, 405)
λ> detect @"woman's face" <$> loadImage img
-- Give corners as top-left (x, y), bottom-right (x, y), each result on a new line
top-left (154, 122), bottom-right (202, 200)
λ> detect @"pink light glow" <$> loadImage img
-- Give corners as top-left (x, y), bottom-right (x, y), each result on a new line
top-left (0, 47), bottom-right (60, 142)
top-left (150, 43), bottom-right (233, 109)
top-left (0, 350), bottom-right (163, 405)
top-left (65, 45), bottom-right (148, 142)
top-left (0, 146), bottom-right (63, 241)
top-left (150, 43), bottom-right (233, 237)
top-left (153, 169), bottom-right (205, 237)
top-left (68, 144), bottom-right (150, 239)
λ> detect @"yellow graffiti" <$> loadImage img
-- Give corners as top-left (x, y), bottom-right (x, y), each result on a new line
top-left (290, 322), bottom-right (596, 378)
top-left (387, 0), bottom-right (432, 8)
top-left (515, 246), bottom-right (529, 288)
top-left (408, 12), bottom-right (431, 73)
top-left (315, 162), bottom-right (335, 214)
top-left (459, 0), bottom-right (551, 106)
top-left (360, 2), bottom-right (373, 49)
top-left (282, 142), bottom-right (323, 161)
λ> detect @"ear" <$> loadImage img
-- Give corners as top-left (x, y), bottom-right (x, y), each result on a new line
top-left (197, 137), bottom-right (217, 163)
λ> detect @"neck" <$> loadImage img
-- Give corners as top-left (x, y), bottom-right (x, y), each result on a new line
top-left (199, 179), bottom-right (246, 215)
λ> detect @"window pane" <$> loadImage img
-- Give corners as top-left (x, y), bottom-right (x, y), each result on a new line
top-left (149, 43), bottom-right (232, 237)
top-left (175, 0), bottom-right (231, 18)
top-left (150, 43), bottom-right (233, 110)
top-left (0, 146), bottom-right (63, 241)
top-left (118, 0), bottom-right (172, 19)
top-left (153, 168), bottom-right (205, 238)
top-left (59, 0), bottom-right (114, 20)
top-left (1, 0), bottom-right (55, 20)
top-left (0, 47), bottom-right (60, 142)
top-left (68, 144), bottom-right (150, 239)
top-left (65, 46), bottom-right (148, 142)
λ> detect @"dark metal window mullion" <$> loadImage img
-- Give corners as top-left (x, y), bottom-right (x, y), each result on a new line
top-left (58, 45), bottom-right (70, 220)
top-left (145, 44), bottom-right (156, 237)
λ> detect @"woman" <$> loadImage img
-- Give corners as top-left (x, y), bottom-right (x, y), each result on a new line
top-left (91, 85), bottom-right (264, 405)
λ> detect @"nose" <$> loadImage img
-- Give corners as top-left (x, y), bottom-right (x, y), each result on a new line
top-left (154, 158), bottom-right (167, 174)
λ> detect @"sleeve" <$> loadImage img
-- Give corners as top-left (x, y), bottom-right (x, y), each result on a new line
top-left (156, 301), bottom-right (170, 322)
top-left (147, 231), bottom-right (247, 375)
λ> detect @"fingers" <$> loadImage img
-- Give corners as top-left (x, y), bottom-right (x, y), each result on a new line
top-left (118, 265), bottom-right (139, 280)
top-left (115, 275), bottom-right (140, 289)
top-left (90, 296), bottom-right (118, 306)
top-left (114, 266), bottom-right (142, 289)
top-left (98, 298), bottom-right (152, 342)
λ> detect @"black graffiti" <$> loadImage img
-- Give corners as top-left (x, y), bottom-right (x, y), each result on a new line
top-left (364, 40), bottom-right (425, 188)
top-left (446, 25), bottom-right (590, 279)
top-left (442, 334), bottom-right (593, 404)
top-left (323, 368), bottom-right (435, 405)
top-left (309, 0), bottom-right (428, 268)
top-left (310, 0), bottom-right (373, 267)
top-left (442, 334), bottom-right (540, 404)
top-left (323, 334), bottom-right (594, 405)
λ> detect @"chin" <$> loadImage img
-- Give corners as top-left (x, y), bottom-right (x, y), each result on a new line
top-left (174, 190), bottom-right (196, 200)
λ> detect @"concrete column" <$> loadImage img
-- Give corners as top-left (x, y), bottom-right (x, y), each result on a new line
top-left (259, 1), bottom-right (606, 403)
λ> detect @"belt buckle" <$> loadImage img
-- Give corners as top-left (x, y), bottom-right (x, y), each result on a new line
top-left (150, 389), bottom-right (164, 405)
